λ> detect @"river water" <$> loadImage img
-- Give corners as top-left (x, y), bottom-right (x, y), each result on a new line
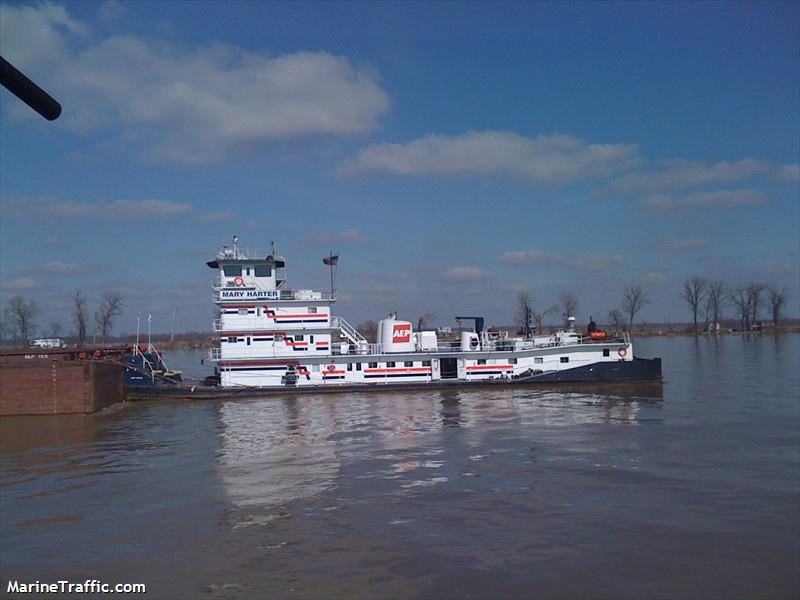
top-left (1, 335), bottom-right (798, 599)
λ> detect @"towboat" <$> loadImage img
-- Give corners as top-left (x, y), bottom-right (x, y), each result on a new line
top-left (126, 238), bottom-right (661, 400)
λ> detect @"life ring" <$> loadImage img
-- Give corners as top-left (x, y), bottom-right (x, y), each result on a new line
top-left (233, 276), bottom-right (244, 287)
top-left (618, 346), bottom-right (628, 358)
top-left (327, 364), bottom-right (336, 372)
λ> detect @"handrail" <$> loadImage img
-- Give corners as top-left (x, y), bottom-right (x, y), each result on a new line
top-left (332, 316), bottom-right (367, 344)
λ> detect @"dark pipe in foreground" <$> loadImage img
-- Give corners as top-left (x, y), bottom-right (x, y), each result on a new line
top-left (0, 55), bottom-right (61, 121)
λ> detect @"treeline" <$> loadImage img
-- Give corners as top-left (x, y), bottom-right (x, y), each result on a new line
top-left (515, 278), bottom-right (790, 335)
top-left (0, 290), bottom-right (124, 345)
top-left (680, 278), bottom-right (788, 333)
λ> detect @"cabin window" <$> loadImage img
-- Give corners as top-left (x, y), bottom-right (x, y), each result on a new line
top-left (275, 334), bottom-right (284, 342)
top-left (246, 337), bottom-right (251, 346)
top-left (534, 357), bottom-right (543, 364)
top-left (312, 364), bottom-right (320, 372)
top-left (356, 363), bottom-right (362, 371)
top-left (386, 361), bottom-right (396, 368)
top-left (245, 268), bottom-right (251, 276)
top-left (560, 357), bottom-right (569, 363)
top-left (308, 307), bottom-right (318, 313)
top-left (422, 360), bottom-right (431, 366)
top-left (254, 264), bottom-right (271, 277)
top-left (238, 308), bottom-right (248, 315)
top-left (368, 362), bottom-right (377, 368)
top-left (404, 361), bottom-right (414, 367)
top-left (296, 335), bottom-right (304, 341)
top-left (223, 265), bottom-right (242, 276)
top-left (477, 359), bottom-right (486, 365)
top-left (310, 335), bottom-right (315, 343)
top-left (603, 348), bottom-right (610, 357)
top-left (347, 363), bottom-right (353, 371)
top-left (509, 358), bottom-right (518, 364)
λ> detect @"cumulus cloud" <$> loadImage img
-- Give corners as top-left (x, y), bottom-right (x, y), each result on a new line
top-left (501, 249), bottom-right (623, 272)
top-left (0, 3), bottom-right (389, 165)
top-left (337, 131), bottom-right (639, 184)
top-left (306, 228), bottom-right (369, 243)
top-left (443, 266), bottom-right (493, 281)
top-left (640, 189), bottom-right (766, 212)
top-left (610, 159), bottom-right (770, 193)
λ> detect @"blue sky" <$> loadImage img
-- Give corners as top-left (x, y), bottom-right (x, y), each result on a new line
top-left (1, 0), bottom-right (798, 335)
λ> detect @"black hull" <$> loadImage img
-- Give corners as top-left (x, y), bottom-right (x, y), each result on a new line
top-left (126, 357), bottom-right (662, 401)
top-left (519, 357), bottom-right (662, 383)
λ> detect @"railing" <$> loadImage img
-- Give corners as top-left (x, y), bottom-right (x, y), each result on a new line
top-left (215, 246), bottom-right (271, 260)
top-left (212, 286), bottom-right (335, 302)
top-left (332, 316), bottom-right (367, 345)
top-left (329, 333), bottom-right (630, 356)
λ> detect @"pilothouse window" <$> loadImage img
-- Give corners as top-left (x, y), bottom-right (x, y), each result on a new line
top-left (223, 265), bottom-right (242, 276)
top-left (255, 265), bottom-right (271, 277)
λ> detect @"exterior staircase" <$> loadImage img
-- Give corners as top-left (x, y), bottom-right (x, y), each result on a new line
top-left (332, 316), bottom-right (367, 346)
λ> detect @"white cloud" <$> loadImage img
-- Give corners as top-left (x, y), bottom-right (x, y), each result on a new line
top-left (39, 262), bottom-right (96, 274)
top-left (775, 164), bottom-right (800, 181)
top-left (5, 277), bottom-right (39, 290)
top-left (443, 266), bottom-right (493, 281)
top-left (337, 131), bottom-right (639, 184)
top-left (501, 249), bottom-right (558, 265)
top-left (306, 228), bottom-right (368, 243)
top-left (3, 197), bottom-right (193, 219)
top-left (611, 159), bottom-right (771, 193)
top-left (640, 189), bottom-right (766, 212)
top-left (0, 3), bottom-right (389, 165)
top-left (659, 237), bottom-right (710, 251)
top-left (645, 271), bottom-right (668, 283)
top-left (501, 249), bottom-right (623, 272)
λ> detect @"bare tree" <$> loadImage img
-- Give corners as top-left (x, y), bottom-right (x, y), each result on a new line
top-left (94, 291), bottom-right (124, 343)
top-left (49, 321), bottom-right (63, 338)
top-left (558, 292), bottom-right (578, 328)
top-left (607, 309), bottom-right (624, 334)
top-left (356, 320), bottom-right (378, 342)
top-left (531, 304), bottom-right (558, 334)
top-left (621, 285), bottom-right (649, 331)
top-left (6, 296), bottom-right (38, 341)
top-left (729, 286), bottom-right (752, 331)
top-left (515, 291), bottom-right (533, 335)
top-left (416, 312), bottom-right (434, 331)
top-left (73, 289), bottom-right (89, 346)
top-left (681, 276), bottom-right (708, 334)
top-left (768, 285), bottom-right (788, 329)
top-left (705, 280), bottom-right (727, 330)
top-left (747, 282), bottom-right (767, 326)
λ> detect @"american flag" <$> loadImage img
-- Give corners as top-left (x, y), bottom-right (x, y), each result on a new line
top-left (323, 254), bottom-right (339, 266)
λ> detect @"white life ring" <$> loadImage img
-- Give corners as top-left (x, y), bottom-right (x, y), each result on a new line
top-left (233, 276), bottom-right (244, 287)
top-left (618, 346), bottom-right (628, 358)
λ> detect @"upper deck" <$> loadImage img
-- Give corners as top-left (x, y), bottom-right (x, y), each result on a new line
top-left (209, 240), bottom-right (335, 303)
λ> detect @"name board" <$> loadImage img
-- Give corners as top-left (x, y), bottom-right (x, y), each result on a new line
top-left (220, 290), bottom-right (280, 300)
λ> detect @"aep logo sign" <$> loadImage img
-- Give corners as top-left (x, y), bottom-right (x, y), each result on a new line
top-left (392, 324), bottom-right (411, 343)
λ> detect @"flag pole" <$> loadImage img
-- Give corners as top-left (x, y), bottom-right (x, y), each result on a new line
top-left (329, 251), bottom-right (334, 299)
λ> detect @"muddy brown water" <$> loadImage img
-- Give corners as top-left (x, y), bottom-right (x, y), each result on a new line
top-left (1, 335), bottom-right (798, 599)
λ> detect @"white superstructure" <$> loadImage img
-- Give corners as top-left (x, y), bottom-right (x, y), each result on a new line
top-left (207, 238), bottom-right (634, 389)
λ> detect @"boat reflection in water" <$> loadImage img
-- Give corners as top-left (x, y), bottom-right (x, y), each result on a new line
top-left (215, 384), bottom-right (663, 529)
